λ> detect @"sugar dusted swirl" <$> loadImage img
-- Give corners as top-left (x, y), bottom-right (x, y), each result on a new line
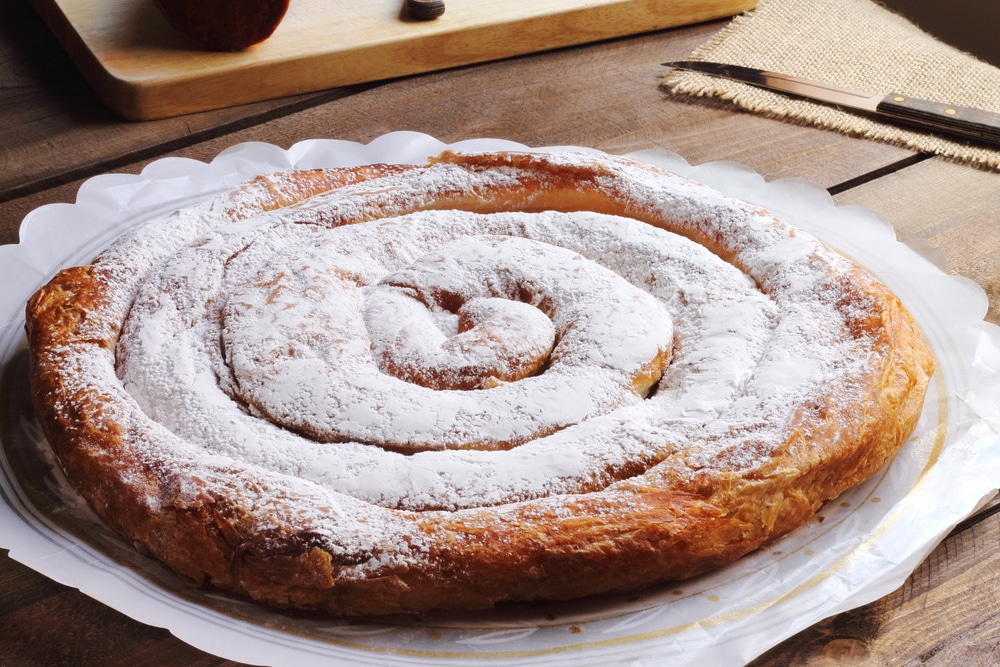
top-left (210, 228), bottom-right (674, 454)
top-left (25, 150), bottom-right (935, 615)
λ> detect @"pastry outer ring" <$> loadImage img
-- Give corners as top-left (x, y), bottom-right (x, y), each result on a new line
top-left (25, 150), bottom-right (934, 615)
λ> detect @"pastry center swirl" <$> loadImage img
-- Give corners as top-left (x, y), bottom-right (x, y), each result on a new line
top-left (221, 233), bottom-right (674, 453)
top-left (117, 207), bottom-right (776, 511)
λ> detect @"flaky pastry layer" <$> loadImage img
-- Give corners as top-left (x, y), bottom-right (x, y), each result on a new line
top-left (25, 150), bottom-right (934, 615)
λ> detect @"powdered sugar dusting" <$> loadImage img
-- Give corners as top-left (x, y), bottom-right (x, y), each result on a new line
top-left (39, 150), bottom-right (895, 587)
top-left (112, 154), bottom-right (867, 513)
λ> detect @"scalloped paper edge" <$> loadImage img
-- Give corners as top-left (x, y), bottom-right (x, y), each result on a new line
top-left (1, 132), bottom-right (999, 667)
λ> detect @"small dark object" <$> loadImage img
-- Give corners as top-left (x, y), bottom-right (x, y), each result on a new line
top-left (406, 0), bottom-right (446, 20)
top-left (152, 0), bottom-right (290, 51)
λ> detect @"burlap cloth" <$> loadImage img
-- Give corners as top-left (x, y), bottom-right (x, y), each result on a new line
top-left (662, 0), bottom-right (1000, 170)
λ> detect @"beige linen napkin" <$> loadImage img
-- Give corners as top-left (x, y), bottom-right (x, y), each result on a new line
top-left (663, 0), bottom-right (1000, 170)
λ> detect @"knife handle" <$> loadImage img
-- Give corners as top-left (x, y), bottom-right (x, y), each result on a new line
top-left (877, 94), bottom-right (1000, 148)
top-left (405, 0), bottom-right (445, 19)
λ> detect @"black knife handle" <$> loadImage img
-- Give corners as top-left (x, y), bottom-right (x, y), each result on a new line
top-left (877, 93), bottom-right (1000, 148)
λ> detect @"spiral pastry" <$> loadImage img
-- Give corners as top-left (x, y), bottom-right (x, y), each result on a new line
top-left (26, 150), bottom-right (934, 615)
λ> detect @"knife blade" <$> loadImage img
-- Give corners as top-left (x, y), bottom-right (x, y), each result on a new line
top-left (664, 60), bottom-right (1000, 149)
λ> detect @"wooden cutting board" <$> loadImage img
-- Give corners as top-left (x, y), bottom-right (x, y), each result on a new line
top-left (30, 0), bottom-right (757, 121)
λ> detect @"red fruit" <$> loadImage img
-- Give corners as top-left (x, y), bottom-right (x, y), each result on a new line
top-left (152, 0), bottom-right (291, 51)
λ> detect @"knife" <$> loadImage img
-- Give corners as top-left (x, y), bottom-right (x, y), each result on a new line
top-left (664, 61), bottom-right (1000, 149)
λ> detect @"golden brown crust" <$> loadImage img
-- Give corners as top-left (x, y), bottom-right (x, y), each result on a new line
top-left (25, 151), bottom-right (935, 616)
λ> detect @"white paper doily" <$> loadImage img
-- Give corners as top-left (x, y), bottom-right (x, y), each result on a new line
top-left (2, 132), bottom-right (999, 666)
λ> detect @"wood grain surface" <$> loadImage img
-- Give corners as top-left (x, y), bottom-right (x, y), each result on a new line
top-left (29, 0), bottom-right (757, 119)
top-left (2, 0), bottom-right (999, 663)
top-left (750, 502), bottom-right (1000, 666)
top-left (834, 158), bottom-right (1000, 325)
top-left (0, 5), bottom-right (916, 239)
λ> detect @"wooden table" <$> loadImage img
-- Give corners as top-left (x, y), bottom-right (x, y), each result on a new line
top-left (2, 0), bottom-right (999, 664)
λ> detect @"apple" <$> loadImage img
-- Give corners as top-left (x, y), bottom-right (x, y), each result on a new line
top-left (152, 0), bottom-right (291, 51)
